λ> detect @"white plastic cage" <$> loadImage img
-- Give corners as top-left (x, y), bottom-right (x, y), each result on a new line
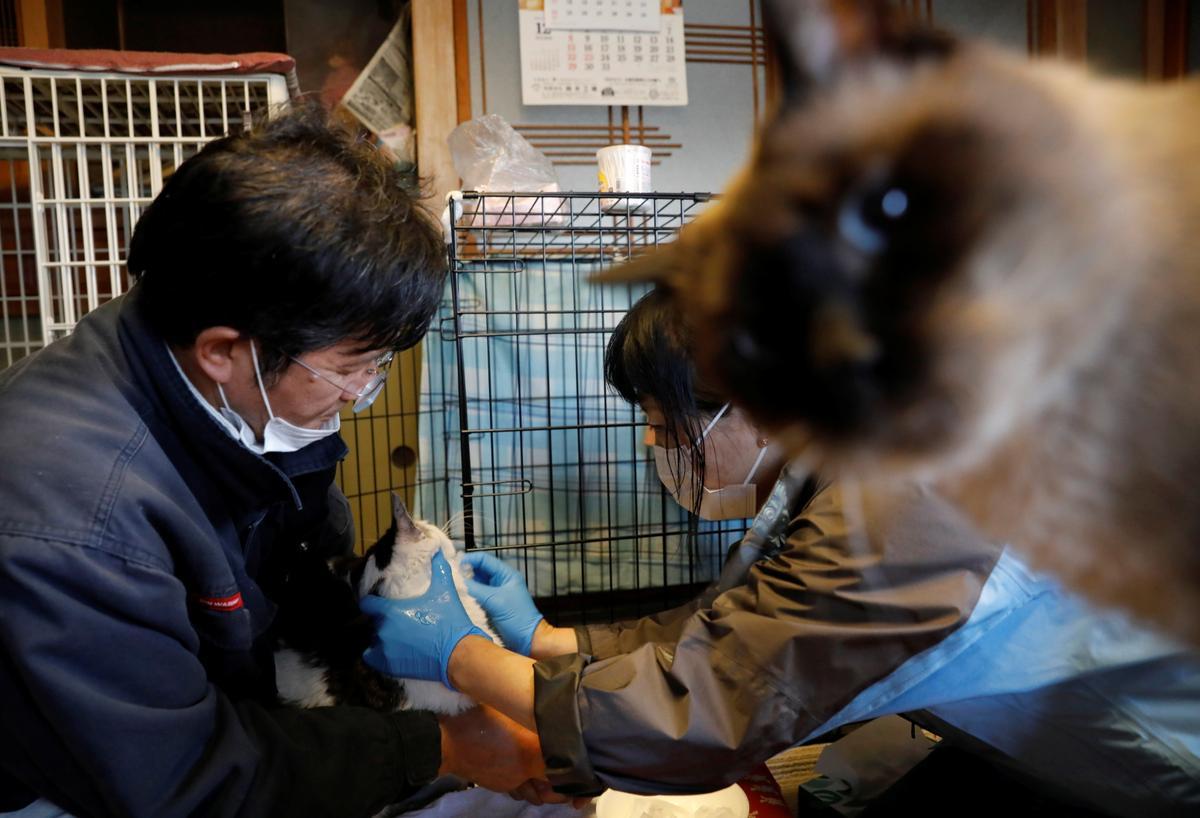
top-left (0, 66), bottom-right (290, 367)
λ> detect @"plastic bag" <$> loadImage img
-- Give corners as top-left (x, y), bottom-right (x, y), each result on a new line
top-left (449, 114), bottom-right (558, 192)
top-left (447, 114), bottom-right (566, 228)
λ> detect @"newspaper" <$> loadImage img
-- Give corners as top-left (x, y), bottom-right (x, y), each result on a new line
top-left (341, 13), bottom-right (415, 161)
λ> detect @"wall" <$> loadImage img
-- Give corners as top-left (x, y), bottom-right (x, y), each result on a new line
top-left (462, 0), bottom-right (1194, 198)
top-left (464, 0), bottom-right (765, 195)
top-left (1192, 0), bottom-right (1200, 73)
top-left (932, 0), bottom-right (1028, 51)
top-left (1088, 0), bottom-right (1146, 77)
top-left (936, 0), bottom-right (1198, 79)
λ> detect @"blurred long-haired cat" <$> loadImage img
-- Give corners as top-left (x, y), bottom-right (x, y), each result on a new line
top-left (602, 1), bottom-right (1200, 642)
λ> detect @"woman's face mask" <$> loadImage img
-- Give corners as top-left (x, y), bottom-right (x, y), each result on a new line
top-left (653, 403), bottom-right (769, 521)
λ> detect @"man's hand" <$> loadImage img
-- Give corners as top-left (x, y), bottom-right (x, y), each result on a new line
top-left (508, 779), bottom-right (594, 810)
top-left (461, 552), bottom-right (545, 656)
top-left (438, 705), bottom-right (559, 797)
top-left (360, 552), bottom-right (488, 687)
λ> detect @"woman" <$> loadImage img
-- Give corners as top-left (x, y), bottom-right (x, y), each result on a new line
top-left (363, 290), bottom-right (1200, 816)
top-left (473, 286), bottom-right (796, 665)
top-left (605, 286), bottom-right (789, 525)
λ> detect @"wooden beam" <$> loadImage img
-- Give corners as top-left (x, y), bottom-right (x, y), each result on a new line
top-left (1056, 0), bottom-right (1086, 61)
top-left (16, 0), bottom-right (63, 48)
top-left (412, 0), bottom-right (460, 203)
top-left (1032, 0), bottom-right (1056, 56)
top-left (1162, 0), bottom-right (1189, 77)
top-left (1030, 0), bottom-right (1086, 61)
top-left (1145, 0), bottom-right (1189, 80)
top-left (46, 0), bottom-right (63, 47)
top-left (762, 6), bottom-right (781, 117)
top-left (453, 0), bottom-right (472, 123)
top-left (748, 0), bottom-right (760, 126)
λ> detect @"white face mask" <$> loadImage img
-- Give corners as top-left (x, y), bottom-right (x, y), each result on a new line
top-left (654, 403), bottom-right (769, 521)
top-left (216, 341), bottom-right (341, 455)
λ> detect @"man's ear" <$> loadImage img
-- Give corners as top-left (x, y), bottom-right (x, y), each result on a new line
top-left (191, 327), bottom-right (243, 385)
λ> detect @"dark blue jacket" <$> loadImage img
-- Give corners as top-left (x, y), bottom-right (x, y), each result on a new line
top-left (0, 288), bottom-right (439, 817)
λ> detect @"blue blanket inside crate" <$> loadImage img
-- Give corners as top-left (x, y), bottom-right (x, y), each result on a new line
top-left (415, 256), bottom-right (746, 598)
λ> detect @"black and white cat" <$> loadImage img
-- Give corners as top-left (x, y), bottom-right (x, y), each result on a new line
top-left (272, 495), bottom-right (498, 715)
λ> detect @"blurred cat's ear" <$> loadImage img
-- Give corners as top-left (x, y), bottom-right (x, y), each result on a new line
top-left (593, 194), bottom-right (725, 287)
top-left (762, 0), bottom-right (953, 105)
top-left (590, 242), bottom-right (682, 286)
top-left (390, 493), bottom-right (420, 539)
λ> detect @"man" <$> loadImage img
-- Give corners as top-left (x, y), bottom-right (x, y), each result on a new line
top-left (0, 106), bottom-right (545, 818)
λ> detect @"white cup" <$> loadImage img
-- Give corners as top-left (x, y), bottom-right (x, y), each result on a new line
top-left (597, 144), bottom-right (652, 213)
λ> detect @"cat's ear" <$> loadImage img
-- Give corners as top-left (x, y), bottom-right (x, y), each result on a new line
top-left (590, 198), bottom-right (722, 288)
top-left (762, 0), bottom-right (954, 105)
top-left (591, 245), bottom-right (681, 288)
top-left (391, 493), bottom-right (421, 540)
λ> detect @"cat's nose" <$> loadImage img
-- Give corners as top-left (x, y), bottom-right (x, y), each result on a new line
top-left (809, 301), bottom-right (880, 371)
top-left (731, 328), bottom-right (763, 364)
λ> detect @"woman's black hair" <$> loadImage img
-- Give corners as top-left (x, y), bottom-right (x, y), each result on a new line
top-left (128, 101), bottom-right (446, 378)
top-left (604, 287), bottom-right (728, 516)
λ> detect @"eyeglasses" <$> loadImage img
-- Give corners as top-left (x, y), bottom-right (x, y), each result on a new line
top-left (288, 351), bottom-right (394, 413)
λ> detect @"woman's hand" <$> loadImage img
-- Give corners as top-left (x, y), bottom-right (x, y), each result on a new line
top-left (360, 551), bottom-right (488, 688)
top-left (462, 552), bottom-right (545, 656)
top-left (529, 620), bottom-right (581, 660)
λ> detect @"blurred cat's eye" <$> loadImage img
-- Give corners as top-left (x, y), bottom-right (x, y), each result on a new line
top-left (838, 181), bottom-right (909, 256)
top-left (880, 189), bottom-right (908, 218)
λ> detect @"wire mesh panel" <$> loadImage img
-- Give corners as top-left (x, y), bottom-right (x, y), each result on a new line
top-left (0, 68), bottom-right (289, 363)
top-left (340, 331), bottom-right (458, 552)
top-left (0, 150), bottom-right (37, 366)
top-left (438, 191), bottom-right (750, 623)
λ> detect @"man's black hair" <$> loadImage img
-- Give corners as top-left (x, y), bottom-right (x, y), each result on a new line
top-left (128, 102), bottom-right (446, 376)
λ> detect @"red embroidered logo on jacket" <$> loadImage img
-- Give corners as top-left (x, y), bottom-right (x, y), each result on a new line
top-left (195, 592), bottom-right (244, 611)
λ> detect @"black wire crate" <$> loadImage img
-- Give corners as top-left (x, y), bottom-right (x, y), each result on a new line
top-left (434, 191), bottom-right (748, 625)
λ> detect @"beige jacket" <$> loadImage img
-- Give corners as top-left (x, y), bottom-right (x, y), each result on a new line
top-left (533, 466), bottom-right (1002, 796)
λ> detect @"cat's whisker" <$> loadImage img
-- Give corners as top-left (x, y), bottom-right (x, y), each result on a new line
top-left (440, 510), bottom-right (468, 538)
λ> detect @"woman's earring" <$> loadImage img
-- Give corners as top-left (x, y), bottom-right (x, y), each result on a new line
top-left (757, 438), bottom-right (769, 448)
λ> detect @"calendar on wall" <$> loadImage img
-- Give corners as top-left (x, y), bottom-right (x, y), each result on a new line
top-left (518, 0), bottom-right (688, 106)
top-left (544, 0), bottom-right (661, 32)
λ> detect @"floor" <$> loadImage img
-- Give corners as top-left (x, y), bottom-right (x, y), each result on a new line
top-left (765, 744), bottom-right (827, 814)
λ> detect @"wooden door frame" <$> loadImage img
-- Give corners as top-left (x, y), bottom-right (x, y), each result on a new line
top-left (16, 0), bottom-right (64, 47)
top-left (1145, 0), bottom-right (1190, 80)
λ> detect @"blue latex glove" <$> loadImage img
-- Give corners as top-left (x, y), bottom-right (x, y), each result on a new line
top-left (360, 551), bottom-right (488, 689)
top-left (461, 552), bottom-right (544, 656)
